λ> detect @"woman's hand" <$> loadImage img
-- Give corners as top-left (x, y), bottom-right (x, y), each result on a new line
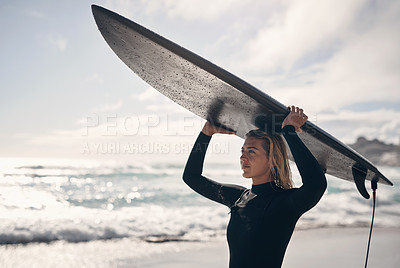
top-left (281, 106), bottom-right (308, 132)
top-left (201, 121), bottom-right (236, 136)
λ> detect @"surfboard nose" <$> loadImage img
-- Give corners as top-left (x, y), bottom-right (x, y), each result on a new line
top-left (92, 4), bottom-right (116, 28)
top-left (91, 5), bottom-right (106, 28)
top-left (91, 4), bottom-right (102, 18)
top-left (91, 4), bottom-right (105, 16)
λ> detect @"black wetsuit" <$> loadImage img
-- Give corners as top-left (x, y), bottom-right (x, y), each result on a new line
top-left (183, 125), bottom-right (327, 268)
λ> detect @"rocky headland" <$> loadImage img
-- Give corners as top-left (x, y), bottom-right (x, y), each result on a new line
top-left (348, 137), bottom-right (400, 166)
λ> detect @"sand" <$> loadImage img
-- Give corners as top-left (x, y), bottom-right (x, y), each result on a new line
top-left (283, 227), bottom-right (400, 267)
top-left (0, 227), bottom-right (399, 268)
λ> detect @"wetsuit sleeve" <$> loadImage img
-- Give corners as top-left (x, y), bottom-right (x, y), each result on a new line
top-left (182, 132), bottom-right (245, 208)
top-left (282, 125), bottom-right (327, 213)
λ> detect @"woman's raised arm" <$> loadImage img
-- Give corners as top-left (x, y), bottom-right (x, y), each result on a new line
top-left (182, 122), bottom-right (245, 208)
top-left (282, 106), bottom-right (327, 212)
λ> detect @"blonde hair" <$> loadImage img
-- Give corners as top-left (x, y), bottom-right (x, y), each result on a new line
top-left (245, 130), bottom-right (293, 189)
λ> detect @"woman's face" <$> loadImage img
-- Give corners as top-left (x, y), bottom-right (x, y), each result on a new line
top-left (240, 137), bottom-right (271, 185)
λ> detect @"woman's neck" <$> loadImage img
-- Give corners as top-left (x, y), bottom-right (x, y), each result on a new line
top-left (251, 176), bottom-right (273, 185)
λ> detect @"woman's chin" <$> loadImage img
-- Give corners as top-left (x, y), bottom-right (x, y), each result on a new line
top-left (241, 173), bottom-right (251, 179)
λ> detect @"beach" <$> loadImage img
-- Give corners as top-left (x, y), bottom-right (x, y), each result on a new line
top-left (1, 158), bottom-right (399, 267)
top-left (0, 227), bottom-right (399, 267)
top-left (132, 227), bottom-right (400, 268)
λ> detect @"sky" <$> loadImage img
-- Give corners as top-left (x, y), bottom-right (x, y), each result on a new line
top-left (0, 0), bottom-right (399, 161)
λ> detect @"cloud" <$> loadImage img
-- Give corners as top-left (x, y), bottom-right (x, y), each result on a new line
top-left (130, 87), bottom-right (160, 101)
top-left (48, 36), bottom-right (67, 52)
top-left (233, 0), bottom-right (366, 74)
top-left (24, 112), bottom-right (210, 160)
top-left (130, 87), bottom-right (191, 114)
top-left (18, 105), bottom-right (399, 160)
top-left (142, 0), bottom-right (244, 21)
top-left (102, 101), bottom-right (123, 112)
top-left (36, 33), bottom-right (68, 52)
top-left (89, 100), bottom-right (123, 113)
top-left (316, 108), bottom-right (400, 144)
top-left (106, 0), bottom-right (246, 21)
top-left (225, 0), bottom-right (400, 114)
top-left (301, 1), bottom-right (400, 107)
top-left (83, 73), bottom-right (104, 85)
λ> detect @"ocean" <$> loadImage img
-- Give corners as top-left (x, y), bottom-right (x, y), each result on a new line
top-left (0, 156), bottom-right (399, 248)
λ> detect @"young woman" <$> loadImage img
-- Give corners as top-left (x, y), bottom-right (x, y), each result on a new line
top-left (183, 106), bottom-right (327, 268)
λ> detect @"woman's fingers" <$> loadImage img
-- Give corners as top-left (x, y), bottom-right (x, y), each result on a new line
top-left (290, 106), bottom-right (307, 120)
top-left (215, 126), bottom-right (236, 134)
top-left (202, 121), bottom-right (236, 136)
top-left (283, 105), bottom-right (308, 132)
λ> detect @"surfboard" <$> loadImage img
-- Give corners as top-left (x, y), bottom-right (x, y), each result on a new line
top-left (91, 5), bottom-right (393, 198)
